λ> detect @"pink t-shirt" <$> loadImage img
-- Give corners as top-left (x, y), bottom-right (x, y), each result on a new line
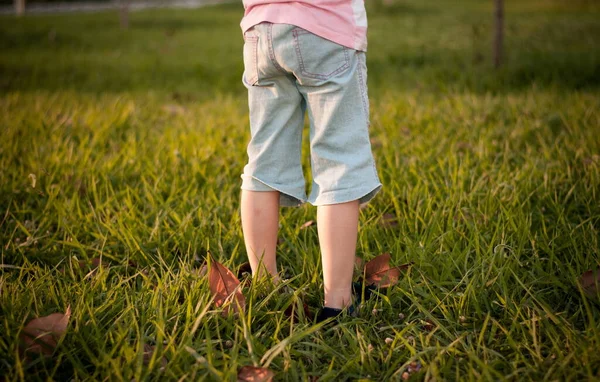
top-left (240, 0), bottom-right (368, 51)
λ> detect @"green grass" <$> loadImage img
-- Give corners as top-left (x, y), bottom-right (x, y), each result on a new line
top-left (1, 0), bottom-right (600, 380)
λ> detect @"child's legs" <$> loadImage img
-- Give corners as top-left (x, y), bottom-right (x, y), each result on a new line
top-left (293, 35), bottom-right (382, 309)
top-left (241, 23), bottom-right (307, 279)
top-left (317, 200), bottom-right (359, 309)
top-left (241, 190), bottom-right (280, 279)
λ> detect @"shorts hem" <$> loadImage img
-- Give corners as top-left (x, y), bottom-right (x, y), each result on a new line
top-left (308, 183), bottom-right (382, 206)
top-left (241, 174), bottom-right (306, 207)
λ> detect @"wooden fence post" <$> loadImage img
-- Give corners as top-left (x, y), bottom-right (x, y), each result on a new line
top-left (493, 0), bottom-right (504, 68)
top-left (14, 0), bottom-right (25, 16)
top-left (119, 0), bottom-right (130, 29)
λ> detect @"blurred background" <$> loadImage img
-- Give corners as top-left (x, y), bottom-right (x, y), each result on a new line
top-left (1, 0), bottom-right (598, 99)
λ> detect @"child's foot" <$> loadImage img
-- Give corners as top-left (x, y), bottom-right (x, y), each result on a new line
top-left (315, 282), bottom-right (379, 323)
top-left (315, 302), bottom-right (357, 323)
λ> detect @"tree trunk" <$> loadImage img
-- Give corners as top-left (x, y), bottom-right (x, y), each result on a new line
top-left (14, 0), bottom-right (25, 16)
top-left (493, 0), bottom-right (504, 68)
top-left (119, 0), bottom-right (130, 29)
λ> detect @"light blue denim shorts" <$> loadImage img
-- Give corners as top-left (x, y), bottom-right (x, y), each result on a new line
top-left (241, 22), bottom-right (382, 207)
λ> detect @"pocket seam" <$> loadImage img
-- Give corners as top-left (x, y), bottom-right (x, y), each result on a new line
top-left (292, 29), bottom-right (350, 80)
top-left (244, 35), bottom-right (259, 85)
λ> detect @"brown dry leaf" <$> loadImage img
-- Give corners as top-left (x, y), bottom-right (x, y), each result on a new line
top-left (580, 269), bottom-right (600, 297)
top-left (20, 306), bottom-right (71, 356)
top-left (143, 344), bottom-right (168, 369)
top-left (422, 319), bottom-right (435, 332)
top-left (380, 213), bottom-right (398, 228)
top-left (300, 220), bottom-right (315, 229)
top-left (208, 255), bottom-right (245, 316)
top-left (237, 365), bottom-right (274, 382)
top-left (284, 301), bottom-right (313, 321)
top-left (77, 257), bottom-right (102, 270)
top-left (364, 253), bottom-right (412, 288)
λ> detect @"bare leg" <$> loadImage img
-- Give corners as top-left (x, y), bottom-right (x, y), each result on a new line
top-left (241, 190), bottom-right (280, 280)
top-left (317, 200), bottom-right (360, 309)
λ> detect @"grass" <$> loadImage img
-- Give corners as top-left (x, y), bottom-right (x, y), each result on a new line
top-left (1, 0), bottom-right (599, 380)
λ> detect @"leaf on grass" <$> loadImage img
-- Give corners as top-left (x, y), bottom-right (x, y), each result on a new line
top-left (237, 366), bottom-right (274, 382)
top-left (143, 344), bottom-right (168, 369)
top-left (78, 257), bottom-right (102, 269)
top-left (380, 213), bottom-right (398, 228)
top-left (300, 220), bottom-right (315, 229)
top-left (20, 306), bottom-right (71, 356)
top-left (580, 269), bottom-right (600, 297)
top-left (421, 319), bottom-right (435, 332)
top-left (283, 301), bottom-right (312, 321)
top-left (364, 253), bottom-right (412, 288)
top-left (208, 255), bottom-right (245, 316)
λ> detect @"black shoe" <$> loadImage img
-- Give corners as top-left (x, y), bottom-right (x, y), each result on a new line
top-left (315, 303), bottom-right (357, 323)
top-left (315, 282), bottom-right (379, 324)
top-left (315, 285), bottom-right (362, 324)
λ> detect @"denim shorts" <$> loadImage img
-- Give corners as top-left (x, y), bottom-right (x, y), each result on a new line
top-left (241, 22), bottom-right (382, 207)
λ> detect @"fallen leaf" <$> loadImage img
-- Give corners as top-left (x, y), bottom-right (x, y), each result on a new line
top-left (208, 255), bottom-right (245, 316)
top-left (143, 344), bottom-right (168, 369)
top-left (580, 269), bottom-right (600, 297)
top-left (364, 253), bottom-right (412, 288)
top-left (237, 365), bottom-right (274, 382)
top-left (20, 306), bottom-right (71, 356)
top-left (76, 257), bottom-right (102, 270)
top-left (300, 220), bottom-right (315, 229)
top-left (380, 213), bottom-right (398, 228)
top-left (422, 319), bottom-right (435, 332)
top-left (283, 301), bottom-right (312, 321)
top-left (126, 260), bottom-right (138, 268)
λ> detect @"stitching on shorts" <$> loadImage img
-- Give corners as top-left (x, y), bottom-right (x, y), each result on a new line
top-left (245, 36), bottom-right (259, 85)
top-left (356, 52), bottom-right (379, 180)
top-left (357, 52), bottom-right (370, 125)
top-left (293, 28), bottom-right (350, 80)
top-left (267, 23), bottom-right (288, 75)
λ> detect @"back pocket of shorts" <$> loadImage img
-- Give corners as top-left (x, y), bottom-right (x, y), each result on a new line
top-left (242, 34), bottom-right (259, 86)
top-left (292, 28), bottom-right (350, 83)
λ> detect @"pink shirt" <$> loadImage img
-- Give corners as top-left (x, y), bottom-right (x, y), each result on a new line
top-left (240, 0), bottom-right (368, 51)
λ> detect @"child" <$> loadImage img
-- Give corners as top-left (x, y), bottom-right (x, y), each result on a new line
top-left (239, 1), bottom-right (382, 321)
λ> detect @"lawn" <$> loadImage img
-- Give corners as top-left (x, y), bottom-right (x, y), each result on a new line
top-left (1, 0), bottom-right (600, 380)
